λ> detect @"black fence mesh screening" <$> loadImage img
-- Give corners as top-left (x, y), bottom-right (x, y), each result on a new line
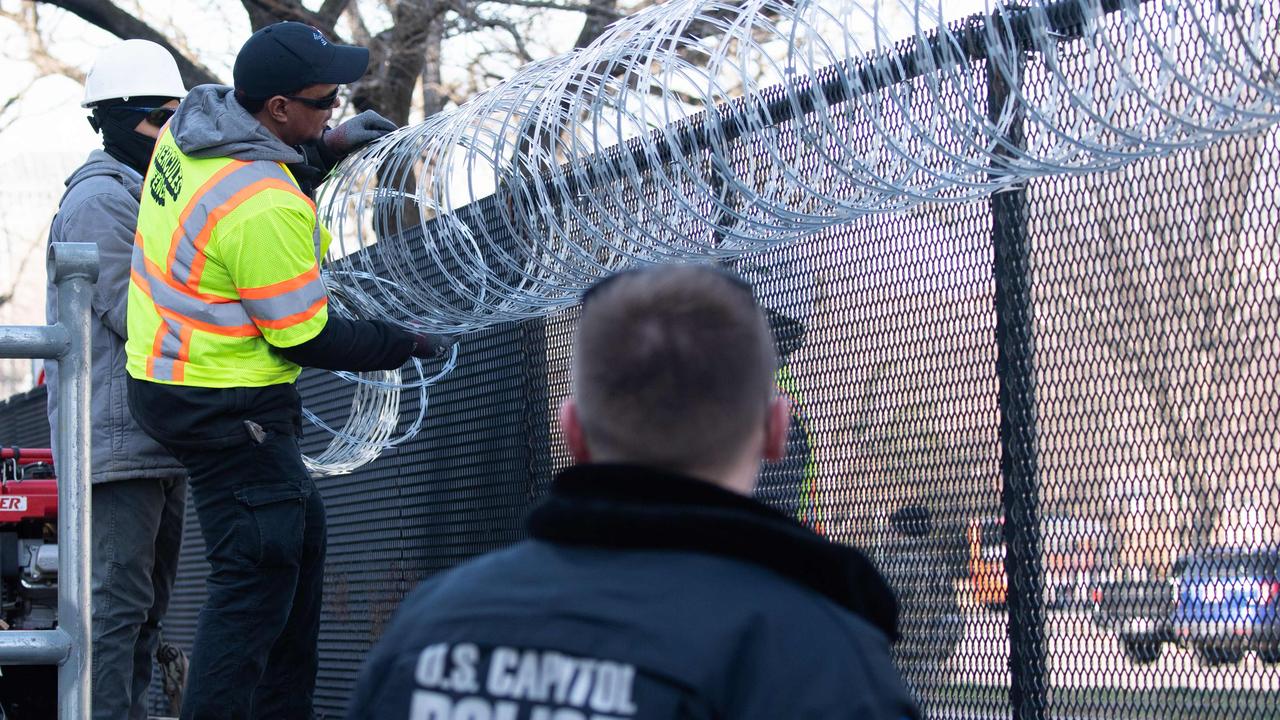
top-left (1, 5), bottom-right (1278, 719)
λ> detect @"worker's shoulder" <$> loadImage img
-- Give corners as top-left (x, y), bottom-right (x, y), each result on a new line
top-left (179, 152), bottom-right (311, 204)
top-left (378, 540), bottom-right (901, 704)
top-left (215, 165), bottom-right (315, 230)
top-left (699, 549), bottom-right (894, 651)
top-left (59, 156), bottom-right (137, 203)
top-left (639, 546), bottom-right (896, 661)
top-left (55, 173), bottom-right (138, 230)
top-left (241, 159), bottom-right (314, 204)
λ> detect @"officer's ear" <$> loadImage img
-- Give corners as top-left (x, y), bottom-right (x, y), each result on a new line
top-left (559, 397), bottom-right (592, 463)
top-left (266, 95), bottom-right (292, 124)
top-left (762, 394), bottom-right (790, 462)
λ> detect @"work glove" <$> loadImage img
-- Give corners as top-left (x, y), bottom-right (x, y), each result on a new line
top-left (323, 110), bottom-right (398, 159)
top-left (410, 332), bottom-right (454, 360)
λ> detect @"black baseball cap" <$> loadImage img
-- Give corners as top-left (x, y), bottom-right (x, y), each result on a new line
top-left (233, 21), bottom-right (369, 98)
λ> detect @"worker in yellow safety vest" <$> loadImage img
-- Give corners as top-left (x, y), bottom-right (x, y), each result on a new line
top-left (124, 21), bottom-right (449, 720)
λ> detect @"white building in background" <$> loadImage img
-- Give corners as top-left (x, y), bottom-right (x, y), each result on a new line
top-left (0, 151), bottom-right (87, 397)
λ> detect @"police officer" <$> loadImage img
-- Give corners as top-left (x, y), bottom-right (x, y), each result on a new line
top-left (345, 264), bottom-right (918, 720)
top-left (124, 22), bottom-right (447, 720)
top-left (46, 39), bottom-right (188, 720)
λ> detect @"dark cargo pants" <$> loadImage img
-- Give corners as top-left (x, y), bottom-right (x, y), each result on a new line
top-left (128, 379), bottom-right (326, 720)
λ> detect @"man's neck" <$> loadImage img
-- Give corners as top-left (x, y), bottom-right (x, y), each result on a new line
top-left (252, 111), bottom-right (289, 144)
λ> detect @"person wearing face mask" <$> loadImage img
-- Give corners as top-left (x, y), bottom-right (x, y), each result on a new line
top-left (44, 39), bottom-right (189, 720)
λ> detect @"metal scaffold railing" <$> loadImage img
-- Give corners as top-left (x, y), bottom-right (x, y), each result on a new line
top-left (0, 243), bottom-right (98, 720)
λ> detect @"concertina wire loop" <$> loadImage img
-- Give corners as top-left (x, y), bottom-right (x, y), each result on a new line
top-left (302, 0), bottom-right (1280, 475)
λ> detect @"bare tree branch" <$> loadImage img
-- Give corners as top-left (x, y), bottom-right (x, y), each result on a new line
top-left (0, 6), bottom-right (76, 131)
top-left (238, 0), bottom-right (333, 34)
top-left (454, 5), bottom-right (534, 63)
top-left (343, 1), bottom-right (373, 46)
top-left (480, 0), bottom-right (621, 19)
top-left (33, 0), bottom-right (221, 86)
top-left (351, 0), bottom-right (446, 122)
top-left (22, 0), bottom-right (663, 157)
top-left (317, 0), bottom-right (353, 27)
top-left (1, 4), bottom-right (84, 81)
top-left (572, 0), bottom-right (618, 48)
top-left (0, 87), bottom-right (33, 134)
top-left (420, 11), bottom-right (448, 117)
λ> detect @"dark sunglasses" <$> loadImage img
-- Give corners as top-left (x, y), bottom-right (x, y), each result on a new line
top-left (284, 88), bottom-right (340, 110)
top-left (582, 264), bottom-right (756, 306)
top-left (121, 106), bottom-right (177, 127)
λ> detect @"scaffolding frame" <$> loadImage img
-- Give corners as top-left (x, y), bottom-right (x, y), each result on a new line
top-left (0, 242), bottom-right (97, 720)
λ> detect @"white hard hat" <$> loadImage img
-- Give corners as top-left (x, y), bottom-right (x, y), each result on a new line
top-left (82, 39), bottom-right (186, 108)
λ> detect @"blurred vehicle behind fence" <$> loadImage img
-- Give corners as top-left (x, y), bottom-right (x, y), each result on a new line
top-left (1090, 575), bottom-right (1176, 664)
top-left (967, 515), bottom-right (1114, 611)
top-left (1172, 547), bottom-right (1280, 666)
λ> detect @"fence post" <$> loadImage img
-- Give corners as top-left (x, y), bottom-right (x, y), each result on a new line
top-left (0, 242), bottom-right (97, 720)
top-left (50, 242), bottom-right (97, 720)
top-left (987, 47), bottom-right (1047, 720)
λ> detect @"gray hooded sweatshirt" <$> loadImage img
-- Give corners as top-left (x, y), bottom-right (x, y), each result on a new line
top-left (45, 151), bottom-right (186, 483)
top-left (168, 84), bottom-right (304, 164)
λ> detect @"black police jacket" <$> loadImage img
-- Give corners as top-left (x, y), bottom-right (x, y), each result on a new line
top-left (346, 464), bottom-right (920, 720)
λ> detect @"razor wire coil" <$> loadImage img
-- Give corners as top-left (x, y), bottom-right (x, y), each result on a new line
top-left (304, 0), bottom-right (1280, 474)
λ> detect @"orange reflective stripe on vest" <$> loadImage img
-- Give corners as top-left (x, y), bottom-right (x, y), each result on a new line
top-left (183, 178), bottom-right (315, 292)
top-left (130, 240), bottom-right (260, 335)
top-left (166, 161), bottom-right (249, 290)
top-left (127, 128), bottom-right (332, 388)
top-left (143, 157), bottom-right (319, 341)
top-left (238, 265), bottom-right (327, 329)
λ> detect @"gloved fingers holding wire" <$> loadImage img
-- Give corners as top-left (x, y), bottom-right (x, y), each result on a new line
top-left (410, 331), bottom-right (456, 360)
top-left (324, 109), bottom-right (398, 159)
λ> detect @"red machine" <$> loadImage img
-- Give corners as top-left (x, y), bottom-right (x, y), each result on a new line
top-left (1, 450), bottom-right (184, 716)
top-left (1, 448), bottom-right (59, 632)
top-left (0, 448), bottom-right (59, 718)
top-left (1, 448), bottom-right (57, 520)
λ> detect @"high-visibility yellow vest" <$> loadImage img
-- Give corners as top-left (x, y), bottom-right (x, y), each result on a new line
top-left (125, 128), bottom-right (332, 387)
top-left (777, 364), bottom-right (823, 533)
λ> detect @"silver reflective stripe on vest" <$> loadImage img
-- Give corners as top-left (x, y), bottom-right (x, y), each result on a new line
top-left (169, 162), bottom-right (297, 286)
top-left (132, 246), bottom-right (257, 331)
top-left (312, 217), bottom-right (322, 264)
top-left (150, 319), bottom-right (186, 381)
top-left (241, 276), bottom-right (327, 324)
top-left (150, 357), bottom-right (179, 382)
top-left (154, 279), bottom-right (255, 329)
top-left (237, 175), bottom-right (325, 326)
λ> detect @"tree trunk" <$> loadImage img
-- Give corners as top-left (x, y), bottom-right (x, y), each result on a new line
top-left (349, 0), bottom-right (445, 122)
top-left (420, 14), bottom-right (447, 118)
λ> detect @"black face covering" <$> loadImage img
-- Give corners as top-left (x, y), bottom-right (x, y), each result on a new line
top-left (89, 97), bottom-right (171, 175)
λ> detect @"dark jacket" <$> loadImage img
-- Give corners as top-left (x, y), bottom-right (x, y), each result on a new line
top-left (45, 151), bottom-right (185, 483)
top-left (346, 464), bottom-right (919, 720)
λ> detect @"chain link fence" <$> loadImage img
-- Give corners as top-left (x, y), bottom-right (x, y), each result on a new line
top-left (2, 5), bottom-right (1278, 718)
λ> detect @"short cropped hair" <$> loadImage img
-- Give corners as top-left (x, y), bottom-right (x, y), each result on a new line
top-left (233, 87), bottom-right (303, 115)
top-left (234, 89), bottom-right (269, 114)
top-left (572, 264), bottom-right (778, 474)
